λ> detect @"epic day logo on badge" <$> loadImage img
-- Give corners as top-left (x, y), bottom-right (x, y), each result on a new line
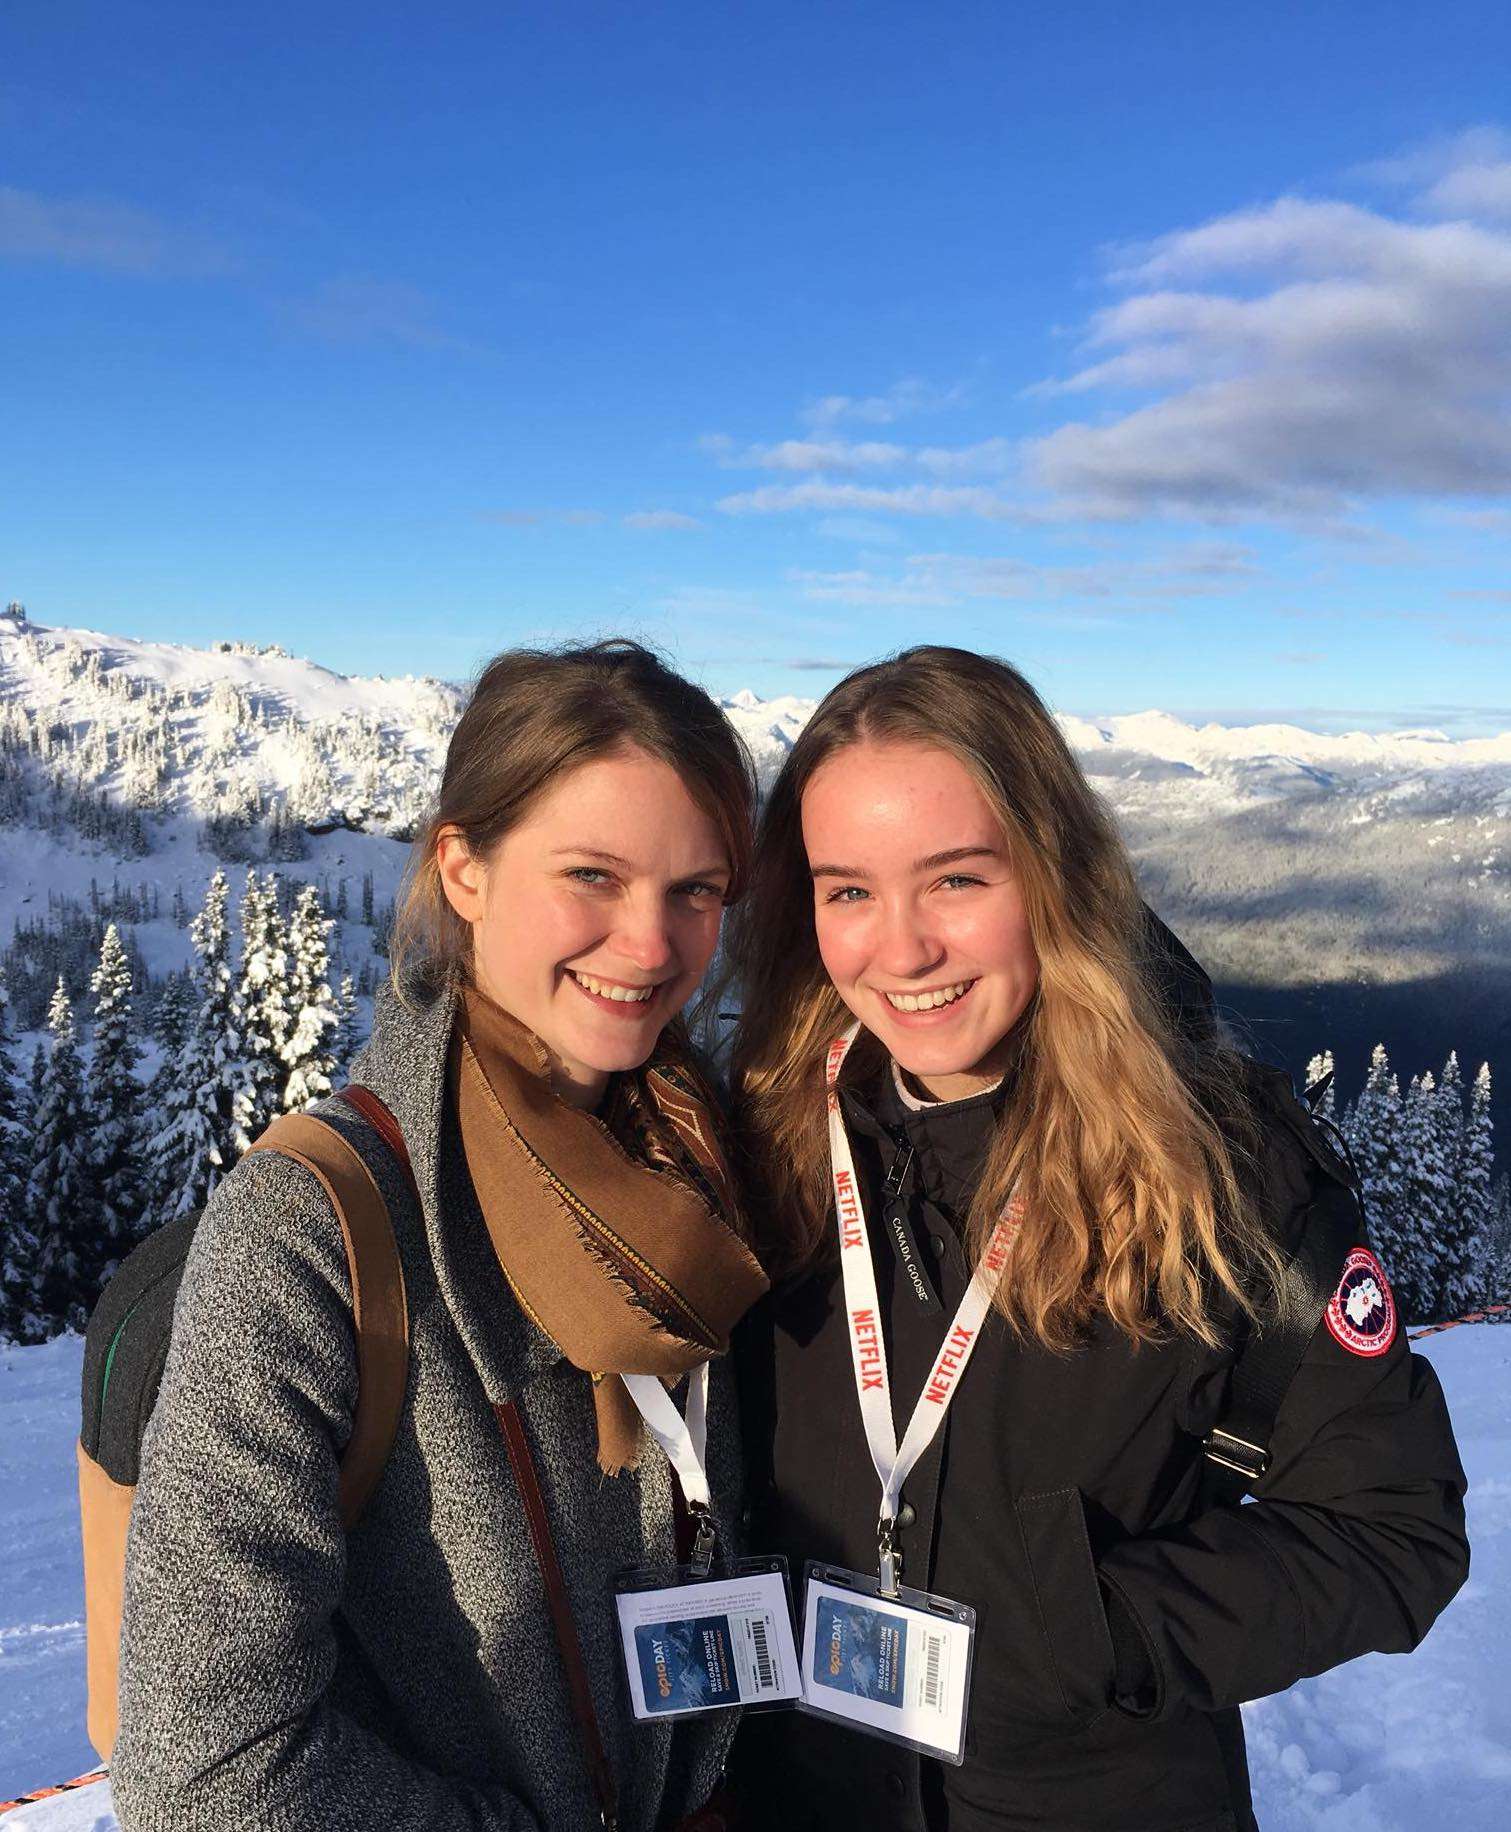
top-left (1324, 1246), bottom-right (1397, 1357)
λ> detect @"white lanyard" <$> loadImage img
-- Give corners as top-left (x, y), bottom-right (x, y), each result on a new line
top-left (620, 1364), bottom-right (718, 1572)
top-left (825, 1023), bottom-right (1019, 1591)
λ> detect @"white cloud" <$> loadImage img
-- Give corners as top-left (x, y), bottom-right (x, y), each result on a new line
top-left (813, 516), bottom-right (907, 544)
top-left (1358, 126), bottom-right (1511, 220)
top-left (283, 277), bottom-right (464, 349)
top-left (718, 481), bottom-right (1019, 518)
top-left (1437, 506), bottom-right (1511, 533)
top-left (792, 542), bottom-right (1261, 608)
top-left (702, 431), bottom-right (1014, 486)
top-left (0, 185), bottom-right (230, 274)
top-left (482, 507), bottom-right (607, 527)
top-left (1426, 162), bottom-right (1511, 223)
top-left (1028, 186), bottom-right (1511, 520)
top-left (800, 377), bottom-right (967, 427)
top-left (716, 438), bottom-right (908, 472)
top-left (914, 438), bottom-right (1016, 477)
top-left (657, 585), bottom-right (769, 619)
top-left (788, 568), bottom-right (957, 608)
top-left (623, 510), bottom-right (703, 530)
top-left (703, 135), bottom-right (1511, 533)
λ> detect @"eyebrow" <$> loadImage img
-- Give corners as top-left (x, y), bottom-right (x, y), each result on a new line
top-left (553, 846), bottom-right (730, 880)
top-left (552, 846), bottom-right (635, 867)
top-left (809, 845), bottom-right (1002, 879)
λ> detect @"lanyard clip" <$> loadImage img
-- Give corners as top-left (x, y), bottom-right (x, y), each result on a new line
top-left (883, 1142), bottom-right (914, 1199)
top-left (878, 1513), bottom-right (902, 1598)
top-left (688, 1501), bottom-right (717, 1578)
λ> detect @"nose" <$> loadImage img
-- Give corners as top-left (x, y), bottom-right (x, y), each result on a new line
top-left (872, 896), bottom-right (944, 981)
top-left (612, 892), bottom-right (678, 977)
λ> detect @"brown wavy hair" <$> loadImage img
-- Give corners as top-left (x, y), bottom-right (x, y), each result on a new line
top-left (726, 645), bottom-right (1288, 1350)
top-left (390, 638), bottom-right (756, 1020)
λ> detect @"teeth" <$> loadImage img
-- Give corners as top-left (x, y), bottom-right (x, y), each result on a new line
top-left (572, 971), bottom-right (656, 1003)
top-left (884, 981), bottom-right (972, 1013)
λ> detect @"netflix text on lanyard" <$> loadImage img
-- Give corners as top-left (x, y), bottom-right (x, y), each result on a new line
top-left (825, 1024), bottom-right (1019, 1595)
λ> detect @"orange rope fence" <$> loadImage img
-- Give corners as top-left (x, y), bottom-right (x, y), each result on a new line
top-left (1408, 1304), bottom-right (1511, 1340)
top-left (0, 1768), bottom-right (107, 1818)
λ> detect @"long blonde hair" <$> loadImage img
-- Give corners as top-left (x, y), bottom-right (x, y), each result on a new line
top-left (727, 645), bottom-right (1287, 1350)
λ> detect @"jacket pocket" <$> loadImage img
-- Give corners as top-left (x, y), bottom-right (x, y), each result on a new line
top-left (1014, 1486), bottom-right (1117, 1721)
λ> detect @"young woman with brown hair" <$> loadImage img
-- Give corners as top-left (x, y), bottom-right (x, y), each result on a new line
top-left (112, 640), bottom-right (768, 1832)
top-left (728, 645), bottom-right (1468, 1832)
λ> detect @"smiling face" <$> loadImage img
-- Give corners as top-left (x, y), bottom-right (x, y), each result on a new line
top-left (802, 738), bottom-right (1039, 1101)
top-left (437, 747), bottom-right (730, 1107)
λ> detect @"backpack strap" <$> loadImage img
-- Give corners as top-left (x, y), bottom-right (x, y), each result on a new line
top-left (1200, 1069), bottom-right (1366, 1504)
top-left (246, 1086), bottom-right (414, 1528)
top-left (1201, 1208), bottom-right (1344, 1500)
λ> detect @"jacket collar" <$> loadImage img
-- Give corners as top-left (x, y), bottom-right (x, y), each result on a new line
top-left (840, 1065), bottom-right (1005, 1229)
top-left (349, 966), bottom-right (560, 1402)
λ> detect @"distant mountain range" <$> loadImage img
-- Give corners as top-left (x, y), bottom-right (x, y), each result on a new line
top-left (2, 604), bottom-right (1506, 1135)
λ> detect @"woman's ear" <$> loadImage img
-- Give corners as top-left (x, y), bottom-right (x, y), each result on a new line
top-left (435, 826), bottom-right (487, 924)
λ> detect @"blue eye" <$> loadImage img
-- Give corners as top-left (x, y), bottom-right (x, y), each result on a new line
top-left (941, 874), bottom-right (985, 890)
top-left (824, 885), bottom-right (870, 904)
top-left (566, 867), bottom-right (611, 886)
top-left (676, 881), bottom-right (724, 900)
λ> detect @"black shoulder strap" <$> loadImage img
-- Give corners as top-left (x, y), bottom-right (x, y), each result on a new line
top-left (1201, 1192), bottom-right (1353, 1502)
top-left (1200, 1070), bottom-right (1363, 1504)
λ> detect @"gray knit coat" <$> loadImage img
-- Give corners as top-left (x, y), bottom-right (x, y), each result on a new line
top-left (112, 970), bottom-right (744, 1832)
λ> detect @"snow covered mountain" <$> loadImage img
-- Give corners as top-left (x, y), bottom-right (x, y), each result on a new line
top-left (1, 604), bottom-right (1506, 1110)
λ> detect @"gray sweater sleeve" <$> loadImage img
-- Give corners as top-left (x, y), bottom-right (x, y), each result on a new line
top-left (110, 1148), bottom-right (543, 1832)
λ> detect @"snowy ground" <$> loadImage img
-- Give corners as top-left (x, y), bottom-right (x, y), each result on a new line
top-left (2, 1328), bottom-right (1507, 1829)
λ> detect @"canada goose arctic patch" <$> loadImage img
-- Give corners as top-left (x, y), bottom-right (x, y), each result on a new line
top-left (1325, 1247), bottom-right (1397, 1357)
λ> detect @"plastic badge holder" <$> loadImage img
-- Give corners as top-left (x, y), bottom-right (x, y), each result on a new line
top-left (798, 1560), bottom-right (977, 1765)
top-left (615, 1554), bottom-right (802, 1723)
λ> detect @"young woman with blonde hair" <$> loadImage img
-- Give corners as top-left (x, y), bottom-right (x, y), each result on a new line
top-left (113, 640), bottom-right (767, 1832)
top-left (728, 645), bottom-right (1467, 1832)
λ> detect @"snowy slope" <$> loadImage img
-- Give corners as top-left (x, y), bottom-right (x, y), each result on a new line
top-left (8, 606), bottom-right (1511, 820)
top-left (0, 1336), bottom-right (91, 1817)
top-left (2, 1326), bottom-right (1507, 1828)
top-left (0, 610), bottom-right (461, 780)
top-left (7, 603), bottom-right (1506, 963)
top-left (723, 691), bottom-right (1511, 811)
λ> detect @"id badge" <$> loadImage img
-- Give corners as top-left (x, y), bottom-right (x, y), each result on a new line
top-left (615, 1555), bottom-right (802, 1721)
top-left (799, 1561), bottom-right (976, 1764)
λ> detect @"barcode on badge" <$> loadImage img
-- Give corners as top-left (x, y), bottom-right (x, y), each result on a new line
top-left (919, 1631), bottom-right (947, 1713)
top-left (737, 1610), bottom-right (783, 1697)
top-left (752, 1614), bottom-right (776, 1689)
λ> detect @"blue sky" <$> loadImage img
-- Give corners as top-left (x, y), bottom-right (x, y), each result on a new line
top-left (4, 0), bottom-right (1511, 730)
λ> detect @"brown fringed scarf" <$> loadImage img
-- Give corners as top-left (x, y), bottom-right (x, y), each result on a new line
top-left (453, 984), bottom-right (769, 1473)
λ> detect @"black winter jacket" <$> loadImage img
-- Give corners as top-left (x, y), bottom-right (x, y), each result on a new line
top-left (732, 1051), bottom-right (1468, 1831)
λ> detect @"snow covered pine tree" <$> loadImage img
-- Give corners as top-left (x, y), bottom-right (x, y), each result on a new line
top-left (25, 979), bottom-right (95, 1333)
top-left (0, 963), bottom-right (45, 1343)
top-left (143, 871), bottom-right (241, 1225)
top-left (280, 880), bottom-right (338, 1112)
top-left (87, 923), bottom-right (146, 1286)
top-left (230, 868), bottom-right (290, 1154)
top-left (1398, 1071), bottom-right (1452, 1323)
top-left (1447, 1063), bottom-right (1496, 1315)
top-left (1343, 1045), bottom-right (1408, 1301)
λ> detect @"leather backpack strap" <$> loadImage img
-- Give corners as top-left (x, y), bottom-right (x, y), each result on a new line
top-left (337, 1084), bottom-right (413, 1178)
top-left (494, 1399), bottom-right (620, 1832)
top-left (247, 1096), bottom-right (411, 1528)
